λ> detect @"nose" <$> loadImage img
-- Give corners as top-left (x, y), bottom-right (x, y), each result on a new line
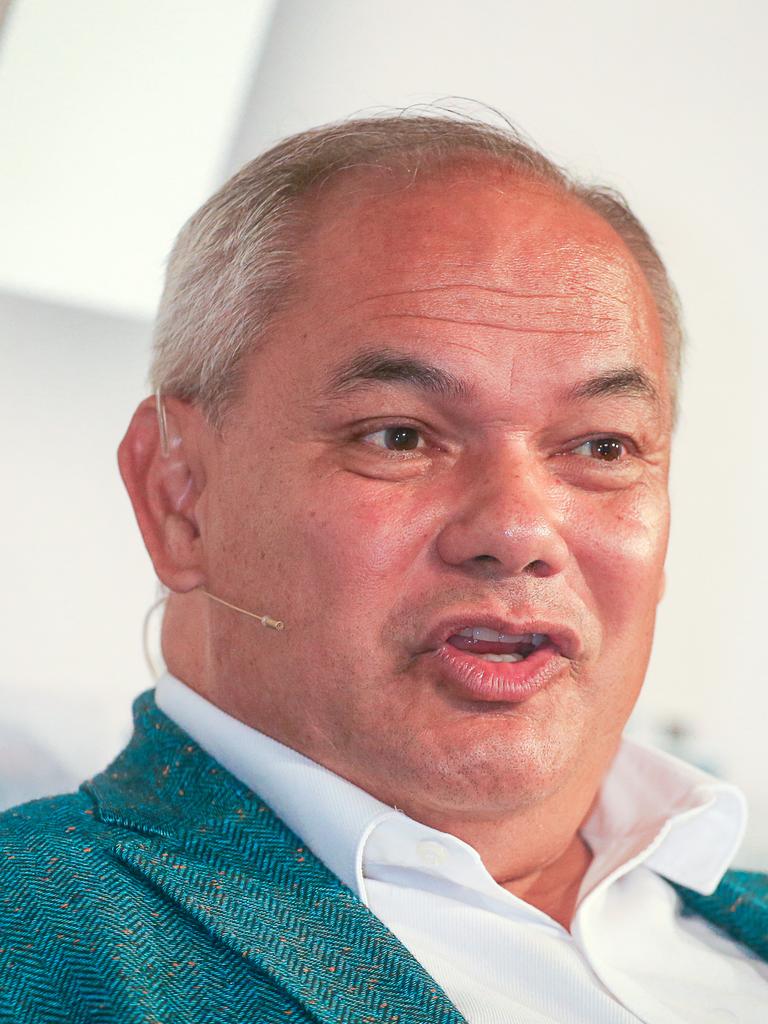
top-left (435, 445), bottom-right (569, 579)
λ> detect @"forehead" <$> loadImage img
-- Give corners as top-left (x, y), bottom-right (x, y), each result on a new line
top-left (262, 164), bottom-right (668, 412)
top-left (298, 166), bottom-right (653, 315)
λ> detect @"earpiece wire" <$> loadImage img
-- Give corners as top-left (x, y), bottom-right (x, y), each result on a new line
top-left (199, 589), bottom-right (285, 631)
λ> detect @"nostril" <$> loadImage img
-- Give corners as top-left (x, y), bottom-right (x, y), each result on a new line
top-left (526, 558), bottom-right (552, 576)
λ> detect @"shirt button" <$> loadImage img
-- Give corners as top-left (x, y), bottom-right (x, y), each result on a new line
top-left (417, 840), bottom-right (448, 866)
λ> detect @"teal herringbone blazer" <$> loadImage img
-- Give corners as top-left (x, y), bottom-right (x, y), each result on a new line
top-left (1, 692), bottom-right (766, 1023)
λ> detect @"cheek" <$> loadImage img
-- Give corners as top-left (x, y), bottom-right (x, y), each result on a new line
top-left (299, 482), bottom-right (436, 588)
top-left (572, 487), bottom-right (669, 634)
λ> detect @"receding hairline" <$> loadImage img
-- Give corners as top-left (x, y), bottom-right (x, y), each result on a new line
top-left (150, 110), bottom-right (683, 427)
top-left (293, 152), bottom-right (649, 270)
top-left (271, 156), bottom-right (668, 362)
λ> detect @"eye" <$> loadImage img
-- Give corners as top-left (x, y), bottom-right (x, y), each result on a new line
top-left (361, 426), bottom-right (426, 452)
top-left (572, 437), bottom-right (627, 461)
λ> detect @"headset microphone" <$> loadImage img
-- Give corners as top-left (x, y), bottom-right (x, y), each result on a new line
top-left (198, 588), bottom-right (285, 631)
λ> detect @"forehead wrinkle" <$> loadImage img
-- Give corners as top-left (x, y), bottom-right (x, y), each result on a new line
top-left (373, 312), bottom-right (607, 336)
top-left (350, 282), bottom-right (632, 310)
top-left (344, 278), bottom-right (635, 337)
top-left (578, 283), bottom-right (631, 308)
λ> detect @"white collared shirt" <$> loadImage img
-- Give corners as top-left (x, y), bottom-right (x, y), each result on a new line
top-left (156, 673), bottom-right (768, 1022)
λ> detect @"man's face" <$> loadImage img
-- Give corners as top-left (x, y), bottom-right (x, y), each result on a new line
top-left (195, 167), bottom-right (672, 821)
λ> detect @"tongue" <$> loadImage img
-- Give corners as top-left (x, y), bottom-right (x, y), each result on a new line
top-left (448, 635), bottom-right (532, 656)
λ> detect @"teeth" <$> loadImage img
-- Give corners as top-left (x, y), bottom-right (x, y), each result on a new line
top-left (456, 626), bottom-right (548, 645)
top-left (479, 653), bottom-right (525, 663)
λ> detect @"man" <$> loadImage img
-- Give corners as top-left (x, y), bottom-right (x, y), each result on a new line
top-left (1, 112), bottom-right (766, 1023)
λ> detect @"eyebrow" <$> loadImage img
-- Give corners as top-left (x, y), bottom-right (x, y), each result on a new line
top-left (323, 348), bottom-right (661, 410)
top-left (566, 366), bottom-right (662, 408)
top-left (324, 349), bottom-right (473, 402)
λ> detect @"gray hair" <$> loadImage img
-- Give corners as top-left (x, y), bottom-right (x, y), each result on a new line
top-left (150, 109), bottom-right (683, 424)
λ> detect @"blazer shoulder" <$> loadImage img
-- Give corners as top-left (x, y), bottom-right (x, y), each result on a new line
top-left (0, 786), bottom-right (125, 916)
top-left (1, 788), bottom-right (162, 1021)
top-left (1, 787), bottom-right (103, 856)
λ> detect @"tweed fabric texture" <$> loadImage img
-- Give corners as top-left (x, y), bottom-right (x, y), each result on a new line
top-left (672, 872), bottom-right (768, 961)
top-left (1, 691), bottom-right (766, 1023)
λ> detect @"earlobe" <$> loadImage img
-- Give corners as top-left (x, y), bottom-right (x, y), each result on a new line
top-left (118, 395), bottom-right (208, 592)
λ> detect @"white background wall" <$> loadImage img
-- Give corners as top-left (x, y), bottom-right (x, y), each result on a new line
top-left (1, 0), bottom-right (766, 864)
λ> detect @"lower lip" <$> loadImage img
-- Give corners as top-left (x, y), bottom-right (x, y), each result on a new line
top-left (430, 643), bottom-right (566, 702)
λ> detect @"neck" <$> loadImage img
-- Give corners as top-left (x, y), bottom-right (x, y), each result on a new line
top-left (500, 830), bottom-right (593, 929)
top-left (394, 788), bottom-right (596, 931)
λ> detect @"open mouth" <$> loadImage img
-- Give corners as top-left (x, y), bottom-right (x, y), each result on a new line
top-left (422, 616), bottom-right (575, 702)
top-left (446, 626), bottom-right (551, 662)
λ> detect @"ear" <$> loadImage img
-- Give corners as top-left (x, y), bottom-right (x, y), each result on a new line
top-left (657, 570), bottom-right (667, 604)
top-left (118, 395), bottom-right (208, 592)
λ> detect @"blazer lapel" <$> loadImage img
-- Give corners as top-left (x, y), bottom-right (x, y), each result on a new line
top-left (87, 691), bottom-right (467, 1024)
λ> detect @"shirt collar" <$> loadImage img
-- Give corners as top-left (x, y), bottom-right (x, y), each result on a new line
top-left (580, 735), bottom-right (747, 896)
top-left (155, 673), bottom-right (746, 904)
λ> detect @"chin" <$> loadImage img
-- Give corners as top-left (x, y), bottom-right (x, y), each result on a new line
top-left (380, 719), bottom-right (588, 819)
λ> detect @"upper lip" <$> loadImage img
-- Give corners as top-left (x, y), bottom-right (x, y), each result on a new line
top-left (421, 612), bottom-right (582, 660)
